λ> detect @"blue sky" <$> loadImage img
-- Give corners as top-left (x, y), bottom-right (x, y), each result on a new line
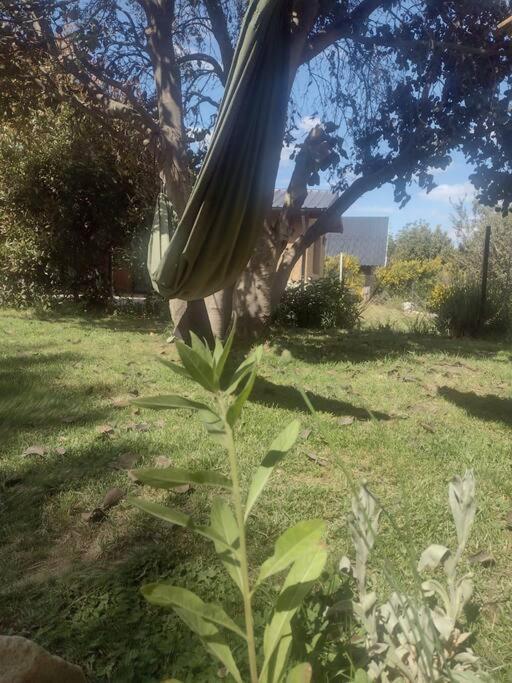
top-left (276, 120), bottom-right (476, 239)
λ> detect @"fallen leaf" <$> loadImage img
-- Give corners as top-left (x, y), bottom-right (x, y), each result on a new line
top-left (101, 487), bottom-right (125, 510)
top-left (306, 451), bottom-right (328, 467)
top-left (300, 428), bottom-right (312, 440)
top-left (81, 508), bottom-right (106, 524)
top-left (154, 419), bottom-right (165, 429)
top-left (135, 422), bottom-right (150, 432)
top-left (55, 447), bottom-right (67, 456)
top-left (174, 484), bottom-right (192, 494)
top-left (111, 397), bottom-right (130, 408)
top-left (468, 550), bottom-right (496, 567)
top-left (420, 422), bottom-right (436, 434)
top-left (111, 452), bottom-right (139, 470)
top-left (337, 416), bottom-right (355, 426)
top-left (401, 375), bottom-right (417, 383)
top-left (22, 445), bottom-right (46, 457)
top-left (96, 424), bottom-right (114, 435)
top-left (127, 470), bottom-right (142, 484)
top-left (154, 456), bottom-right (172, 468)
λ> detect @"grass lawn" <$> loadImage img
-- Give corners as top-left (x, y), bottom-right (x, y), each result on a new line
top-left (0, 306), bottom-right (511, 682)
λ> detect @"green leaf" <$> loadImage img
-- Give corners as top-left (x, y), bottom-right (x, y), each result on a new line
top-left (128, 497), bottom-right (230, 551)
top-left (226, 348), bottom-right (263, 426)
top-left (213, 321), bottom-right (236, 383)
top-left (225, 346), bottom-right (263, 395)
top-left (245, 420), bottom-right (300, 521)
top-left (141, 584), bottom-right (246, 640)
top-left (287, 663), bottom-right (313, 683)
top-left (260, 547), bottom-right (328, 680)
top-left (352, 670), bottom-right (371, 683)
top-left (259, 626), bottom-right (292, 683)
top-left (169, 599), bottom-right (243, 683)
top-left (210, 498), bottom-right (243, 592)
top-left (160, 358), bottom-right (192, 380)
top-left (256, 519), bottom-right (325, 586)
top-left (198, 408), bottom-right (229, 448)
top-left (132, 394), bottom-right (209, 411)
top-left (176, 339), bottom-right (217, 392)
top-left (133, 467), bottom-right (232, 491)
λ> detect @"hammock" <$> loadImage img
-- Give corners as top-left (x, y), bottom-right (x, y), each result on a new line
top-left (148, 0), bottom-right (291, 300)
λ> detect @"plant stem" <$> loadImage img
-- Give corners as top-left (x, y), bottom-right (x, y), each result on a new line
top-left (219, 399), bottom-right (259, 683)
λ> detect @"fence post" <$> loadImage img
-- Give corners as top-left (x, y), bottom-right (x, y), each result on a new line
top-left (479, 225), bottom-right (491, 330)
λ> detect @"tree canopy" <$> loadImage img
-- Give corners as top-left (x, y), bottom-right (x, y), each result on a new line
top-left (388, 221), bottom-right (454, 262)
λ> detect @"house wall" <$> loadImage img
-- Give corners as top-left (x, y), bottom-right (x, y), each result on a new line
top-left (286, 215), bottom-right (326, 283)
top-left (361, 265), bottom-right (377, 301)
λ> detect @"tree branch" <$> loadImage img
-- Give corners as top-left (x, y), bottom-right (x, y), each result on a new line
top-left (203, 0), bottom-right (234, 75)
top-left (175, 51), bottom-right (225, 83)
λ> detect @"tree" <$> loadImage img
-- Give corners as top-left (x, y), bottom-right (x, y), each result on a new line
top-left (1, 0), bottom-right (511, 337)
top-left (0, 103), bottom-right (154, 305)
top-left (389, 221), bottom-right (454, 263)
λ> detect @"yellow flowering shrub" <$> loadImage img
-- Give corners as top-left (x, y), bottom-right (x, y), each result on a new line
top-left (376, 257), bottom-right (443, 293)
top-left (324, 254), bottom-right (364, 291)
top-left (427, 282), bottom-right (452, 312)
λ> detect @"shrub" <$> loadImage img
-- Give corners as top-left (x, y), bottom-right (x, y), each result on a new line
top-left (428, 280), bottom-right (510, 337)
top-left (324, 254), bottom-right (365, 292)
top-left (336, 472), bottom-right (489, 682)
top-left (376, 258), bottom-right (443, 301)
top-left (275, 276), bottom-right (362, 329)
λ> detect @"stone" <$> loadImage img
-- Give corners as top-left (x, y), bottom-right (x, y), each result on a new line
top-left (0, 636), bottom-right (86, 683)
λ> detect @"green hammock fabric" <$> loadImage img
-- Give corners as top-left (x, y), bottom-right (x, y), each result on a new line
top-left (148, 0), bottom-right (291, 300)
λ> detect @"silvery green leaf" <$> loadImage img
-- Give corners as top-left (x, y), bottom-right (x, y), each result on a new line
top-left (417, 544), bottom-right (450, 572)
top-left (449, 470), bottom-right (476, 549)
top-left (453, 575), bottom-right (474, 619)
top-left (430, 607), bottom-right (454, 641)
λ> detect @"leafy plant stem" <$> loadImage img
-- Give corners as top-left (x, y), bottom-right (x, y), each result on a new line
top-left (218, 395), bottom-right (259, 683)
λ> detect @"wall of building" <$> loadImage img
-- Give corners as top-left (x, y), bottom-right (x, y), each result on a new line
top-left (287, 215), bottom-right (326, 283)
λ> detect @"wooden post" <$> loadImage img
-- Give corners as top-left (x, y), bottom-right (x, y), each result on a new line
top-left (479, 225), bottom-right (491, 329)
top-left (339, 253), bottom-right (344, 283)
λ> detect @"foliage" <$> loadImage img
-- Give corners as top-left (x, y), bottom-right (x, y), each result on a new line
top-left (428, 280), bottom-right (510, 338)
top-left (0, 104), bottom-right (155, 306)
top-left (128, 327), bottom-right (327, 682)
top-left (275, 276), bottom-right (362, 330)
top-left (337, 472), bottom-right (488, 682)
top-left (324, 254), bottom-right (365, 292)
top-left (388, 222), bottom-right (454, 263)
top-left (376, 258), bottom-right (443, 299)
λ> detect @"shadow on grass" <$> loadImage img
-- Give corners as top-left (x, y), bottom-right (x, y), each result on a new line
top-left (268, 327), bottom-right (509, 365)
top-left (438, 386), bottom-right (512, 428)
top-left (0, 351), bottom-right (105, 449)
top-left (251, 377), bottom-right (392, 420)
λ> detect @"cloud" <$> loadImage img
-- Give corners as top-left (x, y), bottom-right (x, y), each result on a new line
top-left (420, 182), bottom-right (475, 204)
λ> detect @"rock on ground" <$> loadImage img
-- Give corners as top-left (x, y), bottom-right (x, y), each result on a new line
top-left (0, 636), bottom-right (86, 683)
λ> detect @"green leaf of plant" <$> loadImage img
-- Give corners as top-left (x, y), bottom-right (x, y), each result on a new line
top-left (259, 626), bottom-right (292, 683)
top-left (189, 331), bottom-right (215, 365)
top-left (132, 395), bottom-right (209, 411)
top-left (210, 498), bottom-right (243, 592)
top-left (256, 519), bottom-right (325, 586)
top-left (213, 321), bottom-right (236, 383)
top-left (141, 583), bottom-right (246, 640)
top-left (245, 420), bottom-right (300, 521)
top-left (287, 663), bottom-right (313, 683)
top-left (225, 346), bottom-right (263, 395)
top-left (160, 358), bottom-right (192, 380)
top-left (168, 600), bottom-right (243, 683)
top-left (128, 497), bottom-right (230, 551)
top-left (352, 670), bottom-right (371, 683)
top-left (226, 349), bottom-right (262, 426)
top-left (198, 408), bottom-right (229, 448)
top-left (133, 467), bottom-right (232, 491)
top-left (176, 339), bottom-right (217, 392)
top-left (260, 547), bottom-right (327, 680)
top-left (417, 544), bottom-right (450, 572)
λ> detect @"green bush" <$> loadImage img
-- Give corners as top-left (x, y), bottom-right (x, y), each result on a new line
top-left (429, 280), bottom-right (510, 337)
top-left (275, 276), bottom-right (362, 329)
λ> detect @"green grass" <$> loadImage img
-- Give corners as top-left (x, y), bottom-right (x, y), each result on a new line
top-left (0, 306), bottom-right (511, 682)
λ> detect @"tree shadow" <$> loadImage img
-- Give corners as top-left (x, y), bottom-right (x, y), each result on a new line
top-left (268, 327), bottom-right (510, 365)
top-left (438, 386), bottom-right (512, 428)
top-left (251, 377), bottom-right (392, 420)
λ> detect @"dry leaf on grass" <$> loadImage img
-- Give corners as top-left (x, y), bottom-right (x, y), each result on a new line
top-left (154, 456), bottom-right (172, 468)
top-left (110, 452), bottom-right (140, 470)
top-left (22, 445), bottom-right (46, 457)
top-left (101, 487), bottom-right (125, 510)
top-left (111, 397), bottom-right (130, 408)
top-left (174, 484), bottom-right (192, 494)
top-left (420, 422), bottom-right (436, 434)
top-left (96, 424), bottom-right (114, 435)
top-left (306, 451), bottom-right (328, 467)
top-left (337, 416), bottom-right (355, 426)
top-left (55, 447), bottom-right (67, 456)
top-left (300, 428), bottom-right (312, 440)
top-left (81, 508), bottom-right (106, 524)
top-left (468, 550), bottom-right (496, 567)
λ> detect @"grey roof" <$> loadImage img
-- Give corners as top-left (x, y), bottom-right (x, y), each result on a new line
top-left (272, 189), bottom-right (337, 210)
top-left (326, 217), bottom-right (389, 267)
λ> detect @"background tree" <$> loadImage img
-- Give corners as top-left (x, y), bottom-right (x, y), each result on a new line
top-left (388, 221), bottom-right (454, 263)
top-left (0, 103), bottom-right (154, 305)
top-left (1, 0), bottom-right (510, 336)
